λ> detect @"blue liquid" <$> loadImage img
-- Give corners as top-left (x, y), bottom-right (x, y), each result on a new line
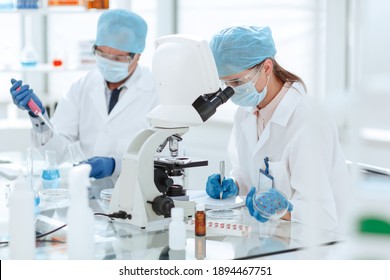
top-left (34, 193), bottom-right (40, 206)
top-left (17, 0), bottom-right (38, 9)
top-left (41, 169), bottom-right (61, 190)
top-left (0, 3), bottom-right (14, 9)
top-left (21, 61), bottom-right (38, 67)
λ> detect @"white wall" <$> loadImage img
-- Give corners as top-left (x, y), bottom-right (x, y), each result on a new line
top-left (342, 0), bottom-right (390, 169)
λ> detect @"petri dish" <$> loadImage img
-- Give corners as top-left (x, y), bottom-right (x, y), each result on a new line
top-left (206, 209), bottom-right (242, 221)
top-left (252, 189), bottom-right (289, 220)
top-left (39, 188), bottom-right (70, 208)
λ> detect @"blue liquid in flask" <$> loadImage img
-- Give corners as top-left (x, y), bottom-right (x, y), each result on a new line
top-left (42, 169), bottom-right (61, 190)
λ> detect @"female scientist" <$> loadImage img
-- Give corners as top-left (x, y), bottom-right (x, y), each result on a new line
top-left (9, 10), bottom-right (158, 186)
top-left (206, 25), bottom-right (350, 231)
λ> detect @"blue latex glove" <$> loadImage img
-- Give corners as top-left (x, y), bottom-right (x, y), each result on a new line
top-left (206, 173), bottom-right (238, 199)
top-left (246, 186), bottom-right (293, 223)
top-left (82, 157), bottom-right (115, 179)
top-left (10, 79), bottom-right (45, 115)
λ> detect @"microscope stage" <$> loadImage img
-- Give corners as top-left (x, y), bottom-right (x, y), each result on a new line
top-left (154, 157), bottom-right (208, 170)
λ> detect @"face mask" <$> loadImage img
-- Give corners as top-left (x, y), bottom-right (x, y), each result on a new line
top-left (96, 55), bottom-right (130, 83)
top-left (230, 74), bottom-right (270, 107)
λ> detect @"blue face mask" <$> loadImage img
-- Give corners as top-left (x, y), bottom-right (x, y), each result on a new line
top-left (96, 55), bottom-right (130, 83)
top-left (230, 74), bottom-right (270, 107)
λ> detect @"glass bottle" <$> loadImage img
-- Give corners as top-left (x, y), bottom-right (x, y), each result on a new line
top-left (85, 0), bottom-right (108, 9)
top-left (195, 203), bottom-right (206, 236)
top-left (41, 150), bottom-right (61, 190)
top-left (195, 203), bottom-right (206, 260)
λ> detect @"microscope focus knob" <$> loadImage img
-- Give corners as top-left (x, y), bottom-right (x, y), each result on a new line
top-left (165, 178), bottom-right (174, 188)
top-left (151, 195), bottom-right (175, 218)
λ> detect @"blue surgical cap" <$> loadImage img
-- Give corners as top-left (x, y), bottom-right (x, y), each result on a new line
top-left (209, 26), bottom-right (277, 77)
top-left (95, 9), bottom-right (147, 53)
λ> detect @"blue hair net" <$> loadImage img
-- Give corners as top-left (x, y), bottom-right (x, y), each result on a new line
top-left (209, 26), bottom-right (277, 77)
top-left (95, 9), bottom-right (147, 53)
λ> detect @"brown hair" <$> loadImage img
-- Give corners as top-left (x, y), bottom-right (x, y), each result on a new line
top-left (271, 58), bottom-right (307, 92)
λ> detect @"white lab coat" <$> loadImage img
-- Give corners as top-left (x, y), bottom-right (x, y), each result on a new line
top-left (31, 65), bottom-right (159, 185)
top-left (229, 82), bottom-right (350, 232)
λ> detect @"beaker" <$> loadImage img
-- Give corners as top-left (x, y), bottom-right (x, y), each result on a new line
top-left (39, 150), bottom-right (70, 208)
top-left (20, 44), bottom-right (39, 67)
top-left (67, 142), bottom-right (86, 165)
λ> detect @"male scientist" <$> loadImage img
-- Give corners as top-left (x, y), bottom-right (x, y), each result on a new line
top-left (9, 9), bottom-right (158, 185)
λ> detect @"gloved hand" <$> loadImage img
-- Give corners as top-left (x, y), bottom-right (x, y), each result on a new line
top-left (10, 79), bottom-right (45, 115)
top-left (206, 173), bottom-right (238, 199)
top-left (246, 186), bottom-right (293, 223)
top-left (82, 157), bottom-right (115, 179)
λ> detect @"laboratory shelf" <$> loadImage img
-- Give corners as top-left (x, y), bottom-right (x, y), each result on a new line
top-left (0, 7), bottom-right (106, 15)
top-left (0, 63), bottom-right (94, 73)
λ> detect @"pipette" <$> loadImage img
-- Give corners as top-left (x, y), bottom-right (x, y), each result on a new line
top-left (11, 79), bottom-right (56, 134)
top-left (27, 99), bottom-right (56, 133)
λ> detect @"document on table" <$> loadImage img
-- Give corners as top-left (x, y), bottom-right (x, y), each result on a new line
top-left (188, 190), bottom-right (245, 209)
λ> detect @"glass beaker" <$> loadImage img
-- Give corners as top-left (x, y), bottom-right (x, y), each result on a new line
top-left (67, 142), bottom-right (86, 165)
top-left (252, 167), bottom-right (290, 220)
top-left (41, 150), bottom-right (61, 190)
top-left (20, 44), bottom-right (39, 67)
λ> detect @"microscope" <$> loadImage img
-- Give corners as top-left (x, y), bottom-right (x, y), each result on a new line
top-left (154, 133), bottom-right (207, 198)
top-left (109, 34), bottom-right (234, 229)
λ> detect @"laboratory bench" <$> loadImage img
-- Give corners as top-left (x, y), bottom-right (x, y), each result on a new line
top-left (0, 183), bottom-right (346, 260)
top-left (2, 151), bottom-right (389, 260)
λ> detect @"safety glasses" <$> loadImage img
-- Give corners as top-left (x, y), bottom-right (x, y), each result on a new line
top-left (93, 48), bottom-right (135, 64)
top-left (221, 64), bottom-right (263, 88)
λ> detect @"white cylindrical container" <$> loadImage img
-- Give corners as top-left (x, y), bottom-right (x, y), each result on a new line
top-left (169, 207), bottom-right (186, 250)
top-left (8, 174), bottom-right (35, 259)
top-left (67, 164), bottom-right (94, 259)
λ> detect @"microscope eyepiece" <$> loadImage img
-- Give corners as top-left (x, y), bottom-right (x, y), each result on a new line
top-left (192, 86), bottom-right (235, 122)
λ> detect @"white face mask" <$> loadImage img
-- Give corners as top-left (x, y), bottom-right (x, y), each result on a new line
top-left (96, 55), bottom-right (130, 83)
top-left (230, 74), bottom-right (270, 107)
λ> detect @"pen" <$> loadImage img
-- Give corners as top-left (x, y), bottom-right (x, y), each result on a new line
top-left (219, 160), bottom-right (225, 199)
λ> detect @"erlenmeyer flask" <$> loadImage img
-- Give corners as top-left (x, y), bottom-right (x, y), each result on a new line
top-left (41, 150), bottom-right (61, 190)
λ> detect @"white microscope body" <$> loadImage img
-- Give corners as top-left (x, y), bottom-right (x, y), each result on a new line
top-left (109, 35), bottom-right (234, 229)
